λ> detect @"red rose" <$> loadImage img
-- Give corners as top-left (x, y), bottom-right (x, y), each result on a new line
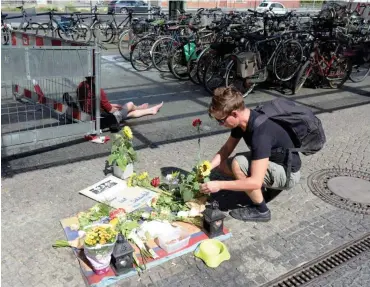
top-left (151, 177), bottom-right (160, 188)
top-left (192, 118), bottom-right (202, 127)
top-left (109, 208), bottom-right (126, 220)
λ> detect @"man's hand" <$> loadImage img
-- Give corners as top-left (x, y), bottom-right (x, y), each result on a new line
top-left (200, 181), bottom-right (221, 194)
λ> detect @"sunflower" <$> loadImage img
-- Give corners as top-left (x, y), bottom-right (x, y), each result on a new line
top-left (123, 126), bottom-right (133, 139)
top-left (199, 160), bottom-right (212, 177)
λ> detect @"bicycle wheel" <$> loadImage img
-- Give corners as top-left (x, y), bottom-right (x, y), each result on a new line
top-left (130, 36), bottom-right (156, 72)
top-left (168, 46), bottom-right (189, 80)
top-left (72, 23), bottom-right (92, 43)
top-left (2, 28), bottom-right (10, 45)
top-left (349, 61), bottom-right (370, 83)
top-left (35, 23), bottom-right (49, 36)
top-left (197, 47), bottom-right (216, 84)
top-left (58, 27), bottom-right (73, 41)
top-left (21, 22), bottom-right (41, 34)
top-left (273, 40), bottom-right (303, 82)
top-left (326, 57), bottom-right (352, 89)
top-left (187, 49), bottom-right (200, 85)
top-left (203, 55), bottom-right (228, 95)
top-left (292, 60), bottom-right (312, 95)
top-left (92, 21), bottom-right (114, 42)
top-left (101, 22), bottom-right (115, 43)
top-left (151, 37), bottom-right (177, 72)
top-left (118, 29), bottom-right (136, 61)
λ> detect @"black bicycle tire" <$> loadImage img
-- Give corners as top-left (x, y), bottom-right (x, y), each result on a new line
top-left (35, 23), bottom-right (49, 36)
top-left (349, 62), bottom-right (370, 83)
top-left (197, 47), bottom-right (215, 84)
top-left (273, 40), bottom-right (304, 82)
top-left (118, 29), bottom-right (135, 61)
top-left (203, 55), bottom-right (225, 95)
top-left (130, 37), bottom-right (156, 72)
top-left (72, 23), bottom-right (92, 43)
top-left (57, 27), bottom-right (73, 41)
top-left (101, 23), bottom-right (115, 43)
top-left (150, 37), bottom-right (175, 73)
top-left (292, 60), bottom-right (311, 95)
top-left (168, 47), bottom-right (189, 80)
top-left (2, 28), bottom-right (9, 45)
top-left (327, 57), bottom-right (352, 89)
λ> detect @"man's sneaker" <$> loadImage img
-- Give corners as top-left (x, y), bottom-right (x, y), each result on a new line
top-left (229, 206), bottom-right (271, 222)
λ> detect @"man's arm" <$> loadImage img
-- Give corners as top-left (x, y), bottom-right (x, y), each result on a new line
top-left (100, 88), bottom-right (113, 113)
top-left (218, 158), bottom-right (269, 191)
top-left (211, 136), bottom-right (241, 169)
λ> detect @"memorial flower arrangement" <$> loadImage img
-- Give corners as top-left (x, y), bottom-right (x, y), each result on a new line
top-left (108, 126), bottom-right (137, 172)
top-left (84, 225), bottom-right (118, 247)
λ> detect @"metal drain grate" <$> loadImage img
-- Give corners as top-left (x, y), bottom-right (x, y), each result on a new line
top-left (307, 168), bottom-right (370, 215)
top-left (261, 232), bottom-right (370, 287)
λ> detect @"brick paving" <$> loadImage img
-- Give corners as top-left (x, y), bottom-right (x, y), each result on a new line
top-left (1, 53), bottom-right (370, 287)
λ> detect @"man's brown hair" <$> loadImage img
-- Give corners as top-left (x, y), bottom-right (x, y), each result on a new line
top-left (208, 87), bottom-right (245, 118)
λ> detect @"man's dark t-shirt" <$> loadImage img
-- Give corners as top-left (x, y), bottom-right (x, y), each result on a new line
top-left (231, 110), bottom-right (301, 173)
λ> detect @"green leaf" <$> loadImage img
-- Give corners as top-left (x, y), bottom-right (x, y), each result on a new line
top-left (186, 174), bottom-right (194, 182)
top-left (107, 154), bottom-right (116, 165)
top-left (117, 158), bottom-right (126, 170)
top-left (203, 177), bottom-right (210, 183)
top-left (193, 183), bottom-right (199, 191)
top-left (182, 189), bottom-right (194, 202)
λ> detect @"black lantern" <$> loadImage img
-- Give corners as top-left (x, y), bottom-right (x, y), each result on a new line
top-left (202, 200), bottom-right (226, 238)
top-left (110, 234), bottom-right (135, 276)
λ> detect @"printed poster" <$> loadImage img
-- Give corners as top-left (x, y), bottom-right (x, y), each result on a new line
top-left (79, 175), bottom-right (156, 212)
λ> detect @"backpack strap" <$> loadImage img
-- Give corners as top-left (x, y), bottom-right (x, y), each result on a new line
top-left (253, 114), bottom-right (269, 130)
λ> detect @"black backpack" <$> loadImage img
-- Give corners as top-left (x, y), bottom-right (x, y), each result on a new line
top-left (253, 98), bottom-right (326, 187)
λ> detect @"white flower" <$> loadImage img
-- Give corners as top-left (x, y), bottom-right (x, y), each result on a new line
top-left (91, 205), bottom-right (100, 212)
top-left (165, 174), bottom-right (173, 181)
top-left (177, 211), bottom-right (189, 218)
top-left (141, 212), bottom-right (150, 219)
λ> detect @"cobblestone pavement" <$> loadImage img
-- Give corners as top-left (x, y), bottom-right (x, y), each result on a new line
top-left (1, 52), bottom-right (370, 287)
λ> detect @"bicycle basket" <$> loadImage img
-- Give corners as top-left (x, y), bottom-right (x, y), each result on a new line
top-left (235, 52), bottom-right (257, 78)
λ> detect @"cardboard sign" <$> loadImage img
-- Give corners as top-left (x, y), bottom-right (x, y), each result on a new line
top-left (79, 175), bottom-right (156, 212)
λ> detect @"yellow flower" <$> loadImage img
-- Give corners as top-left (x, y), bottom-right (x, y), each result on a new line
top-left (127, 173), bottom-right (136, 187)
top-left (123, 126), bottom-right (133, 139)
top-left (199, 160), bottom-right (212, 177)
top-left (138, 172), bottom-right (149, 181)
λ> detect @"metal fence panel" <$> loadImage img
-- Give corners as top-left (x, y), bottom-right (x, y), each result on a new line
top-left (1, 31), bottom-right (101, 157)
top-left (2, 46), bottom-right (93, 81)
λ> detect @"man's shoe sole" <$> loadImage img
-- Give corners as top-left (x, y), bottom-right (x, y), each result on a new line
top-left (229, 212), bottom-right (271, 222)
top-left (240, 217), bottom-right (271, 222)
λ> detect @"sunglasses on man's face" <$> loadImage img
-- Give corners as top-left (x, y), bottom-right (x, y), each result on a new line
top-left (215, 115), bottom-right (229, 125)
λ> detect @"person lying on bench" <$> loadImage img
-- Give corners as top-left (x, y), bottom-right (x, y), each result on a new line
top-left (77, 76), bottom-right (163, 130)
